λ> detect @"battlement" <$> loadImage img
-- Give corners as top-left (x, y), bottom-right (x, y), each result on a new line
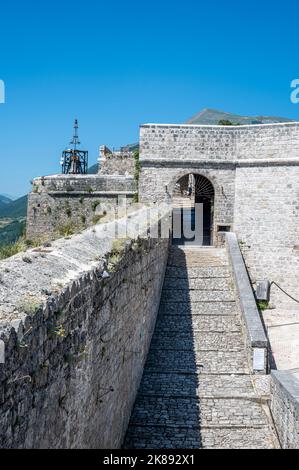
top-left (98, 145), bottom-right (136, 176)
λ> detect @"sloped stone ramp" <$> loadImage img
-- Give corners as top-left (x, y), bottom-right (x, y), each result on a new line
top-left (124, 246), bottom-right (279, 449)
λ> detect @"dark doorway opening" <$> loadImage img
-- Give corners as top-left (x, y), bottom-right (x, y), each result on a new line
top-left (172, 174), bottom-right (214, 246)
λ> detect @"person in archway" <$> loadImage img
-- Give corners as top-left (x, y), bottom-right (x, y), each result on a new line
top-left (187, 185), bottom-right (192, 198)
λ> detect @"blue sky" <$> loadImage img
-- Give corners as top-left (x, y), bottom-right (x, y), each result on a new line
top-left (1, 0), bottom-right (299, 197)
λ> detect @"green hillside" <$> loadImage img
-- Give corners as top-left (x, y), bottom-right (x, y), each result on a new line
top-left (0, 219), bottom-right (26, 246)
top-left (88, 164), bottom-right (99, 174)
top-left (0, 195), bottom-right (28, 219)
top-left (0, 195), bottom-right (12, 209)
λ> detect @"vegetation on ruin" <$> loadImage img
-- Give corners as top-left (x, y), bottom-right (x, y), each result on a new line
top-left (218, 119), bottom-right (241, 126)
top-left (85, 186), bottom-right (94, 193)
top-left (58, 221), bottom-right (76, 237)
top-left (92, 200), bottom-right (101, 212)
top-left (64, 202), bottom-right (72, 218)
top-left (17, 295), bottom-right (43, 316)
top-left (92, 214), bottom-right (105, 225)
top-left (133, 150), bottom-right (140, 203)
top-left (107, 238), bottom-right (129, 270)
top-left (256, 300), bottom-right (269, 311)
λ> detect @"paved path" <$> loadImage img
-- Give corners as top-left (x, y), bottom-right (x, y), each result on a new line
top-left (124, 246), bottom-right (279, 449)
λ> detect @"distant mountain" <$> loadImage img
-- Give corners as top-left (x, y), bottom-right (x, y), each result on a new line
top-left (0, 195), bottom-right (28, 219)
top-left (0, 195), bottom-right (12, 207)
top-left (0, 219), bottom-right (26, 246)
top-left (186, 108), bottom-right (295, 125)
top-left (88, 164), bottom-right (99, 174)
top-left (120, 142), bottom-right (139, 152)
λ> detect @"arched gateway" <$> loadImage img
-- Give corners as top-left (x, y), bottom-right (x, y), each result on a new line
top-left (172, 173), bottom-right (215, 246)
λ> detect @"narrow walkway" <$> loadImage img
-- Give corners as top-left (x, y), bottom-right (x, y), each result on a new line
top-left (124, 246), bottom-right (279, 449)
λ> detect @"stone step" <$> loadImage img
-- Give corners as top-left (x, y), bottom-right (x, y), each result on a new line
top-left (162, 277), bottom-right (234, 291)
top-left (165, 266), bottom-right (230, 279)
top-left (124, 426), bottom-right (277, 449)
top-left (167, 253), bottom-right (228, 268)
top-left (150, 331), bottom-right (244, 352)
top-left (145, 350), bottom-right (250, 375)
top-left (128, 396), bottom-right (269, 428)
top-left (158, 301), bottom-right (237, 316)
top-left (124, 246), bottom-right (278, 449)
top-left (138, 373), bottom-right (257, 399)
top-left (160, 289), bottom-right (235, 303)
top-left (167, 258), bottom-right (228, 268)
top-left (155, 314), bottom-right (241, 332)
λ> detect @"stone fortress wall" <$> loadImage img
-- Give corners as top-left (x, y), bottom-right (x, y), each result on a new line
top-left (139, 122), bottom-right (299, 309)
top-left (0, 209), bottom-right (170, 448)
top-left (27, 145), bottom-right (137, 242)
top-left (99, 145), bottom-right (136, 176)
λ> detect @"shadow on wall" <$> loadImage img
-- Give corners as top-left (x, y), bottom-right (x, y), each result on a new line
top-left (123, 247), bottom-right (202, 448)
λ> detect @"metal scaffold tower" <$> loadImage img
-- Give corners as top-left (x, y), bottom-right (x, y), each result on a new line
top-left (61, 119), bottom-right (88, 174)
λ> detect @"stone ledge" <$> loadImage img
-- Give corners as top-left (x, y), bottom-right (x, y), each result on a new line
top-left (140, 121), bottom-right (299, 130)
top-left (271, 370), bottom-right (299, 403)
top-left (225, 232), bottom-right (268, 373)
top-left (140, 159), bottom-right (299, 167)
top-left (47, 191), bottom-right (136, 197)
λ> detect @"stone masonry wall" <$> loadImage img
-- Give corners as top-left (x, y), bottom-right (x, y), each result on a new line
top-left (270, 371), bottom-right (299, 448)
top-left (140, 165), bottom-right (235, 244)
top-left (139, 122), bottom-right (299, 308)
top-left (140, 122), bottom-right (299, 161)
top-left (0, 209), bottom-right (169, 448)
top-left (234, 166), bottom-right (299, 308)
top-left (99, 154), bottom-right (135, 176)
top-left (27, 175), bottom-right (136, 242)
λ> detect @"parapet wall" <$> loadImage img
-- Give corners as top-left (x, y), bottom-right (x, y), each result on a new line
top-left (0, 209), bottom-right (169, 448)
top-left (140, 122), bottom-right (299, 162)
top-left (27, 175), bottom-right (137, 242)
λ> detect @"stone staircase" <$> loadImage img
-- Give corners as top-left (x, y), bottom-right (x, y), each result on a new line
top-left (124, 246), bottom-right (279, 449)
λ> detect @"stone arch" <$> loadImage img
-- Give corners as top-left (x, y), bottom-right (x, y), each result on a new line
top-left (169, 169), bottom-right (218, 246)
top-left (167, 169), bottom-right (220, 200)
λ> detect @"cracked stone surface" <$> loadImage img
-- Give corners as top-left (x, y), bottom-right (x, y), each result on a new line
top-left (124, 246), bottom-right (279, 449)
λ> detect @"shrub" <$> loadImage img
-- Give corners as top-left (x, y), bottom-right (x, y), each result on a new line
top-left (92, 200), bottom-right (101, 212)
top-left (0, 238), bottom-right (28, 260)
top-left (64, 202), bottom-right (72, 218)
top-left (257, 300), bottom-right (269, 311)
top-left (58, 222), bottom-right (76, 237)
top-left (17, 296), bottom-right (42, 315)
top-left (92, 214), bottom-right (105, 225)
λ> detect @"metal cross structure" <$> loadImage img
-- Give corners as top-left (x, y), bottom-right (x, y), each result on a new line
top-left (61, 119), bottom-right (88, 174)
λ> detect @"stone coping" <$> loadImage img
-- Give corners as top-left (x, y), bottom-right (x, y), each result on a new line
top-left (0, 206), bottom-right (170, 329)
top-left (32, 174), bottom-right (135, 181)
top-left (140, 159), bottom-right (299, 167)
top-left (225, 232), bottom-right (268, 373)
top-left (272, 370), bottom-right (299, 404)
top-left (225, 232), bottom-right (267, 348)
top-left (141, 122), bottom-right (299, 129)
top-left (47, 191), bottom-right (136, 196)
